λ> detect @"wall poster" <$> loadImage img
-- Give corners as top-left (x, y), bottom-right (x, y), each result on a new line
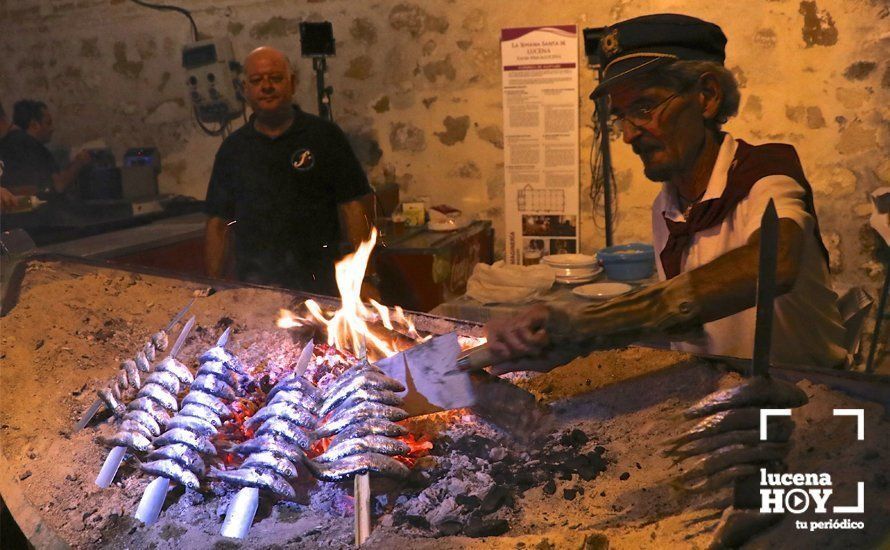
top-left (500, 25), bottom-right (580, 265)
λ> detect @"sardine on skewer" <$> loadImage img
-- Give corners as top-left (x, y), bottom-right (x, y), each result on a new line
top-left (145, 444), bottom-right (206, 476)
top-left (314, 435), bottom-right (410, 463)
top-left (683, 377), bottom-right (808, 419)
top-left (254, 417), bottom-right (313, 450)
top-left (209, 467), bottom-right (296, 500)
top-left (141, 459), bottom-right (201, 490)
top-left (314, 401), bottom-right (408, 438)
top-left (304, 452), bottom-right (410, 482)
top-left (329, 418), bottom-right (408, 447)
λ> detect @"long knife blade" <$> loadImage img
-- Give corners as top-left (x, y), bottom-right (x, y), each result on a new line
top-left (735, 199), bottom-right (780, 511)
top-left (164, 298), bottom-right (195, 332)
top-left (74, 309), bottom-right (195, 432)
top-left (168, 315), bottom-right (196, 359)
top-left (216, 326), bottom-right (232, 349)
top-left (294, 339), bottom-right (315, 376)
top-left (751, 199), bottom-right (778, 377)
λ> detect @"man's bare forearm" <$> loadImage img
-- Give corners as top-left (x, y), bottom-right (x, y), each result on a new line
top-left (548, 218), bottom-right (805, 345)
top-left (338, 193), bottom-right (375, 249)
top-left (204, 216), bottom-right (231, 278)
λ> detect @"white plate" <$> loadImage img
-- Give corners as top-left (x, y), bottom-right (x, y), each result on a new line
top-left (572, 282), bottom-right (633, 300)
top-left (552, 265), bottom-right (602, 278)
top-left (428, 219), bottom-right (469, 232)
top-left (542, 253), bottom-right (598, 268)
top-left (555, 273), bottom-right (600, 284)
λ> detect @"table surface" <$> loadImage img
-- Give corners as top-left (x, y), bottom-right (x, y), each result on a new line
top-left (431, 272), bottom-right (657, 324)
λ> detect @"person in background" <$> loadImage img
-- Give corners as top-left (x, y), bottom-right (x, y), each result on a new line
top-left (484, 14), bottom-right (845, 372)
top-left (204, 46), bottom-right (374, 294)
top-left (0, 102), bottom-right (22, 210)
top-left (0, 99), bottom-right (92, 197)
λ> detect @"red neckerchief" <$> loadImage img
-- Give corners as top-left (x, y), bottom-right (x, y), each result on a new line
top-left (660, 139), bottom-right (829, 279)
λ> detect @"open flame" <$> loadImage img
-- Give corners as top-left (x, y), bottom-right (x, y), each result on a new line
top-left (277, 228), bottom-right (430, 360)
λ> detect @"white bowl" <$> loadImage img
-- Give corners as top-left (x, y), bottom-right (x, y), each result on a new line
top-left (542, 253), bottom-right (598, 268)
top-left (572, 282), bottom-right (633, 300)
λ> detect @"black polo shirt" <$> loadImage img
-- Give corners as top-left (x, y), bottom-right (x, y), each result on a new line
top-left (0, 128), bottom-right (58, 195)
top-left (205, 106), bottom-right (371, 294)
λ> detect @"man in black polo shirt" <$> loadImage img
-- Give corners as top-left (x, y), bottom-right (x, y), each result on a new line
top-left (204, 46), bottom-right (374, 294)
top-left (0, 99), bottom-right (92, 197)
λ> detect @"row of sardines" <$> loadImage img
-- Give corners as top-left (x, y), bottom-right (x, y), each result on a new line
top-left (92, 319), bottom-right (415, 520)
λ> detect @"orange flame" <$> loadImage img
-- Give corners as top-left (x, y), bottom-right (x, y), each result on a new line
top-left (276, 228), bottom-right (431, 359)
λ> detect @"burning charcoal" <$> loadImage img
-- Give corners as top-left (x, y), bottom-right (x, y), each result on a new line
top-left (594, 446), bottom-right (606, 455)
top-left (455, 494), bottom-right (481, 511)
top-left (563, 488), bottom-right (577, 500)
top-left (435, 517), bottom-right (463, 537)
top-left (488, 447), bottom-right (508, 462)
top-left (479, 485), bottom-right (511, 514)
top-left (465, 517), bottom-right (509, 538)
top-left (542, 479), bottom-right (557, 495)
top-left (405, 514), bottom-right (429, 528)
top-left (570, 429), bottom-right (589, 446)
top-left (619, 472), bottom-right (630, 481)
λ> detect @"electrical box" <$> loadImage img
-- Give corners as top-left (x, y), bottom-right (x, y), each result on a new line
top-left (182, 38), bottom-right (242, 123)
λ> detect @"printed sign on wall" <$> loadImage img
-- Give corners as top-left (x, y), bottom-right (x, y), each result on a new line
top-left (500, 25), bottom-right (580, 265)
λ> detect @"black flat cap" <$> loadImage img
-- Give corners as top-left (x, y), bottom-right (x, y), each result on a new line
top-left (590, 13), bottom-right (727, 99)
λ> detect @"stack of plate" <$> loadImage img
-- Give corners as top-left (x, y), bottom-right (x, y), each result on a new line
top-left (542, 253), bottom-right (602, 284)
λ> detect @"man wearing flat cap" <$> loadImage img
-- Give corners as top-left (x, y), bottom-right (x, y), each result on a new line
top-left (485, 14), bottom-right (845, 371)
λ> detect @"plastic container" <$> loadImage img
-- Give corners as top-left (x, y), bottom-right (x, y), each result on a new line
top-left (597, 243), bottom-right (656, 281)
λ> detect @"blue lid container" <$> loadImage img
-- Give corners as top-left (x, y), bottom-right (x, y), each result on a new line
top-left (597, 243), bottom-right (656, 281)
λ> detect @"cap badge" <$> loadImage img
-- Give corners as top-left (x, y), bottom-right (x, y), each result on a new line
top-left (601, 28), bottom-right (620, 57)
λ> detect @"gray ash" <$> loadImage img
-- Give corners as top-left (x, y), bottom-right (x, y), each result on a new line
top-left (384, 422), bottom-right (609, 538)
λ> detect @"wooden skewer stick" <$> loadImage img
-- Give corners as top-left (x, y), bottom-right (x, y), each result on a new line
top-left (354, 337), bottom-right (372, 547)
top-left (354, 474), bottom-right (371, 546)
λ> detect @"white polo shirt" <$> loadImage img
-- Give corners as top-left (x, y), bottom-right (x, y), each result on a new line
top-left (651, 134), bottom-right (846, 368)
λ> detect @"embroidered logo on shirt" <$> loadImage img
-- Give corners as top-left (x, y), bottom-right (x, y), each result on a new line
top-left (290, 148), bottom-right (315, 172)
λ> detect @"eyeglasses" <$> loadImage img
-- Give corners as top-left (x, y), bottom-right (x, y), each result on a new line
top-left (609, 93), bottom-right (680, 132)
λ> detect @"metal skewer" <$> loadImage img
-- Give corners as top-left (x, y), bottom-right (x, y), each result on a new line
top-left (220, 340), bottom-right (315, 539)
top-left (74, 298), bottom-right (195, 432)
top-left (95, 316), bottom-right (196, 489)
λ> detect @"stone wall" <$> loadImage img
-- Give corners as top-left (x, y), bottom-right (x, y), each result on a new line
top-left (1, 0), bottom-right (887, 288)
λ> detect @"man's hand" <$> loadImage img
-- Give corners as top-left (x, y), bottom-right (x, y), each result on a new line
top-left (0, 187), bottom-right (20, 209)
top-left (485, 304), bottom-right (551, 365)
